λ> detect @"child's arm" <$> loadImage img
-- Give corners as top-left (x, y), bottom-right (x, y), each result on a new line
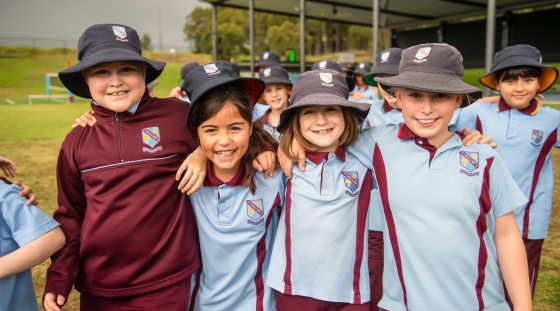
top-left (0, 227), bottom-right (65, 279)
top-left (0, 156), bottom-right (17, 177)
top-left (71, 110), bottom-right (96, 128)
top-left (494, 212), bottom-right (532, 311)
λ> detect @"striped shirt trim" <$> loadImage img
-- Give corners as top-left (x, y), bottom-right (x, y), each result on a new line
top-left (81, 154), bottom-right (179, 173)
top-left (352, 169), bottom-right (372, 304)
top-left (283, 180), bottom-right (293, 295)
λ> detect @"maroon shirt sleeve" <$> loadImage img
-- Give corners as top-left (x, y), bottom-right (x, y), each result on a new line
top-left (44, 143), bottom-right (87, 300)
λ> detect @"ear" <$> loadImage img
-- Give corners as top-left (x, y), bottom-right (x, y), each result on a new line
top-left (395, 87), bottom-right (403, 109)
top-left (141, 63), bottom-right (147, 78)
top-left (81, 70), bottom-right (88, 83)
top-left (249, 120), bottom-right (253, 137)
top-left (454, 95), bottom-right (463, 110)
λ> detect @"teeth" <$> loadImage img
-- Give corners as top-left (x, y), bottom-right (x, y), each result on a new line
top-left (217, 151), bottom-right (233, 156)
top-left (109, 91), bottom-right (127, 96)
top-left (418, 119), bottom-right (435, 124)
top-left (315, 129), bottom-right (331, 134)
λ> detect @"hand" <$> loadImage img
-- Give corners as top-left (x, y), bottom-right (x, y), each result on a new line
top-left (0, 156), bottom-right (17, 177)
top-left (12, 181), bottom-right (38, 206)
top-left (351, 92), bottom-right (367, 102)
top-left (44, 293), bottom-right (66, 311)
top-left (461, 128), bottom-right (497, 149)
top-left (176, 148), bottom-right (208, 195)
top-left (534, 94), bottom-right (545, 107)
top-left (278, 139), bottom-right (306, 179)
top-left (253, 151), bottom-right (275, 179)
top-left (71, 110), bottom-right (96, 128)
top-left (168, 87), bottom-right (186, 99)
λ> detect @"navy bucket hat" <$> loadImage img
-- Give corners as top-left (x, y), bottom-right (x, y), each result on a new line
top-left (59, 24), bottom-right (166, 99)
top-left (259, 66), bottom-right (292, 85)
top-left (312, 60), bottom-right (355, 91)
top-left (364, 48), bottom-right (403, 87)
top-left (353, 62), bottom-right (371, 76)
top-left (254, 51), bottom-right (281, 72)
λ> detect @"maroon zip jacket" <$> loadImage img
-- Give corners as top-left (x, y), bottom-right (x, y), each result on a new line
top-left (45, 89), bottom-right (200, 299)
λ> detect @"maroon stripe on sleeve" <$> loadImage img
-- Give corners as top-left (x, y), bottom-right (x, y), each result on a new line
top-left (283, 180), bottom-right (293, 294)
top-left (522, 128), bottom-right (558, 239)
top-left (475, 156), bottom-right (494, 311)
top-left (372, 144), bottom-right (408, 309)
top-left (476, 116), bottom-right (483, 134)
top-left (352, 169), bottom-right (373, 304)
top-left (187, 267), bottom-right (202, 311)
top-left (254, 193), bottom-right (281, 311)
top-left (0, 177), bottom-right (12, 185)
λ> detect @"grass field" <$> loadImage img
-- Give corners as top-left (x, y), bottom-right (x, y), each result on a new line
top-left (0, 103), bottom-right (559, 310)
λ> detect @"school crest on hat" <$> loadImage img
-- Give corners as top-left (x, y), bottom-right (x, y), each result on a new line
top-left (263, 52), bottom-right (269, 60)
top-left (203, 63), bottom-right (220, 75)
top-left (247, 199), bottom-right (264, 224)
top-left (112, 26), bottom-right (128, 42)
top-left (264, 68), bottom-right (271, 77)
top-left (320, 72), bottom-right (333, 86)
top-left (531, 129), bottom-right (544, 146)
top-left (142, 127), bottom-right (162, 153)
top-left (414, 47), bottom-right (431, 63)
top-left (459, 151), bottom-right (479, 176)
top-left (342, 171), bottom-right (359, 197)
top-left (381, 52), bottom-right (390, 63)
top-left (359, 63), bottom-right (365, 69)
top-left (319, 61), bottom-right (327, 69)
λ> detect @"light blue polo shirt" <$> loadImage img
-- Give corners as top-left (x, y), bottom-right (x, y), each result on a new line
top-left (348, 123), bottom-right (527, 311)
top-left (349, 85), bottom-right (377, 102)
top-left (0, 177), bottom-right (60, 311)
top-left (258, 109), bottom-right (281, 142)
top-left (189, 163), bottom-right (284, 311)
top-left (253, 103), bottom-right (270, 120)
top-left (267, 147), bottom-right (372, 304)
top-left (450, 99), bottom-right (560, 240)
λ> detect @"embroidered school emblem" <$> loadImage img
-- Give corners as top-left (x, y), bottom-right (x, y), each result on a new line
top-left (263, 52), bottom-right (269, 60)
top-left (359, 63), bottom-right (365, 69)
top-left (459, 151), bottom-right (479, 176)
top-left (203, 63), bottom-right (220, 75)
top-left (264, 68), bottom-right (271, 77)
top-left (320, 72), bottom-right (333, 86)
top-left (342, 171), bottom-right (359, 196)
top-left (381, 52), bottom-right (390, 63)
top-left (531, 129), bottom-right (544, 146)
top-left (112, 26), bottom-right (127, 39)
top-left (247, 199), bottom-right (264, 224)
top-left (414, 47), bottom-right (431, 63)
top-left (319, 61), bottom-right (327, 68)
top-left (142, 127), bottom-right (162, 153)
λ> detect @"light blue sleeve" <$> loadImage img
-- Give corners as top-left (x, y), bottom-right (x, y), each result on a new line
top-left (555, 115), bottom-right (560, 148)
top-left (347, 125), bottom-right (386, 171)
top-left (0, 184), bottom-right (60, 247)
top-left (488, 152), bottom-right (528, 218)
top-left (449, 102), bottom-right (481, 133)
top-left (279, 171), bottom-right (287, 209)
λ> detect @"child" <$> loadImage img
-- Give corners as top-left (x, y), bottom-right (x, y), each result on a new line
top-left (450, 44), bottom-right (560, 305)
top-left (313, 60), bottom-right (371, 104)
top-left (183, 60), bottom-right (284, 311)
top-left (281, 44), bottom-right (532, 311)
top-left (168, 61), bottom-right (199, 101)
top-left (256, 66), bottom-right (293, 141)
top-left (266, 69), bottom-right (373, 310)
top-left (0, 157), bottom-right (65, 311)
top-left (339, 61), bottom-right (353, 76)
top-left (352, 62), bottom-right (377, 100)
top-left (255, 51), bottom-right (282, 73)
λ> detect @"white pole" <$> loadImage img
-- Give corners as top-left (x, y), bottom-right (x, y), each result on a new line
top-left (212, 5), bottom-right (217, 61)
top-left (373, 0), bottom-right (379, 65)
top-left (485, 0), bottom-right (496, 96)
top-left (250, 0), bottom-right (255, 77)
top-left (300, 0), bottom-right (306, 73)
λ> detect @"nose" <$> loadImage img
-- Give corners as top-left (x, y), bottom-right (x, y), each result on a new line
top-left (419, 98), bottom-right (435, 114)
top-left (109, 71), bottom-right (123, 88)
top-left (218, 130), bottom-right (232, 145)
top-left (514, 78), bottom-right (524, 92)
top-left (315, 110), bottom-right (328, 125)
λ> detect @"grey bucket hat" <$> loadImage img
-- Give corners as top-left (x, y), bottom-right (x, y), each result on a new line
top-left (254, 51), bottom-right (281, 72)
top-left (312, 60), bottom-right (355, 91)
top-left (353, 62), bottom-right (371, 76)
top-left (374, 43), bottom-right (483, 98)
top-left (364, 48), bottom-right (403, 86)
top-left (59, 24), bottom-right (166, 99)
top-left (259, 66), bottom-right (292, 85)
top-left (277, 69), bottom-right (370, 133)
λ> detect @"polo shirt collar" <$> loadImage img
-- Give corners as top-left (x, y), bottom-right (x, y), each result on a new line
top-left (382, 100), bottom-right (401, 113)
top-left (306, 145), bottom-right (346, 166)
top-left (497, 96), bottom-right (539, 115)
top-left (203, 161), bottom-right (246, 187)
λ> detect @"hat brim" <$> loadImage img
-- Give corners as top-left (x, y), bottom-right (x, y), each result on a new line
top-left (365, 64), bottom-right (400, 86)
top-left (345, 76), bottom-right (356, 91)
top-left (277, 93), bottom-right (370, 133)
top-left (189, 76), bottom-right (265, 107)
top-left (262, 77), bottom-right (293, 85)
top-left (479, 58), bottom-right (558, 93)
top-left (58, 47), bottom-right (166, 99)
top-left (353, 69), bottom-right (369, 76)
top-left (375, 71), bottom-right (483, 99)
top-left (254, 60), bottom-right (282, 72)
top-left (147, 81), bottom-right (160, 90)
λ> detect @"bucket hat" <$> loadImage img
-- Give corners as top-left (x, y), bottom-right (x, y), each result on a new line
top-left (277, 69), bottom-right (370, 133)
top-left (364, 48), bottom-right (403, 86)
top-left (181, 61), bottom-right (199, 80)
top-left (147, 81), bottom-right (159, 91)
top-left (479, 44), bottom-right (558, 93)
top-left (59, 24), bottom-right (166, 99)
top-left (231, 63), bottom-right (241, 78)
top-left (353, 62), bottom-right (371, 76)
top-left (182, 61), bottom-right (265, 109)
top-left (259, 66), bottom-right (292, 85)
top-left (374, 43), bottom-right (483, 98)
top-left (312, 60), bottom-right (355, 91)
top-left (338, 62), bottom-right (353, 75)
top-left (254, 51), bottom-right (281, 72)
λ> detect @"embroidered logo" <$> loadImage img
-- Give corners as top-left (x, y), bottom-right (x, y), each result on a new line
top-left (112, 26), bottom-right (128, 42)
top-left (531, 129), bottom-right (544, 146)
top-left (263, 52), bottom-right (269, 60)
top-left (381, 52), bottom-right (390, 63)
top-left (414, 47), bottom-right (431, 63)
top-left (459, 151), bottom-right (479, 176)
top-left (142, 127), bottom-right (162, 153)
top-left (342, 171), bottom-right (360, 197)
top-left (247, 199), bottom-right (264, 225)
top-left (320, 72), bottom-right (333, 87)
top-left (264, 68), bottom-right (271, 77)
top-left (204, 63), bottom-right (220, 75)
top-left (319, 61), bottom-right (327, 69)
top-left (359, 63), bottom-right (365, 69)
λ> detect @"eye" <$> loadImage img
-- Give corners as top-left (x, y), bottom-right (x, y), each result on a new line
top-left (204, 128), bottom-right (216, 133)
top-left (525, 78), bottom-right (533, 83)
top-left (409, 93), bottom-right (421, 98)
top-left (302, 109), bottom-right (314, 115)
top-left (265, 89), bottom-right (271, 93)
top-left (230, 126), bottom-right (241, 131)
top-left (121, 67), bottom-right (133, 72)
top-left (434, 93), bottom-right (447, 99)
top-left (95, 69), bottom-right (108, 74)
top-left (325, 107), bottom-right (337, 112)
top-left (506, 79), bottom-right (514, 84)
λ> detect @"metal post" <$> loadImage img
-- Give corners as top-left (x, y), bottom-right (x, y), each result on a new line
top-left (249, 0), bottom-right (255, 77)
top-left (158, 6), bottom-right (163, 52)
top-left (372, 0), bottom-right (379, 65)
top-left (300, 0), bottom-right (306, 73)
top-left (212, 4), bottom-right (217, 62)
top-left (485, 0), bottom-right (496, 96)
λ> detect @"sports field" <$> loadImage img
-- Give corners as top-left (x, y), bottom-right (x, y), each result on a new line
top-left (0, 103), bottom-right (559, 310)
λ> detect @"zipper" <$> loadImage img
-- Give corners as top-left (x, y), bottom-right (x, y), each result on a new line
top-left (115, 112), bottom-right (124, 162)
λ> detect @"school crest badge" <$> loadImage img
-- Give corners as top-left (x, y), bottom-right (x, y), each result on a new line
top-left (142, 127), bottom-right (162, 153)
top-left (204, 63), bottom-right (220, 75)
top-left (414, 47), bottom-right (431, 63)
top-left (247, 199), bottom-right (264, 224)
top-left (112, 26), bottom-right (128, 42)
top-left (342, 171), bottom-right (360, 197)
top-left (264, 68), bottom-right (271, 77)
top-left (381, 52), bottom-right (390, 63)
top-left (359, 63), bottom-right (365, 69)
top-left (320, 72), bottom-right (333, 86)
top-left (459, 151), bottom-right (479, 176)
top-left (263, 52), bottom-right (269, 60)
top-left (531, 129), bottom-right (544, 146)
top-left (319, 61), bottom-right (327, 68)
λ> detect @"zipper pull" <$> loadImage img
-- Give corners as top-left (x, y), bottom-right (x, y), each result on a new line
top-left (115, 113), bottom-right (119, 121)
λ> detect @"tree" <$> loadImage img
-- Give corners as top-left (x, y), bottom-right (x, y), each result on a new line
top-left (266, 20), bottom-right (312, 62)
top-left (347, 25), bottom-right (373, 51)
top-left (140, 33), bottom-right (152, 52)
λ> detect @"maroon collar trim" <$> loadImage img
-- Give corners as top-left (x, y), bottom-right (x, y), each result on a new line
top-left (397, 123), bottom-right (417, 140)
top-left (307, 145), bottom-right (346, 165)
top-left (497, 96), bottom-right (539, 115)
top-left (382, 100), bottom-right (401, 113)
top-left (260, 108), bottom-right (272, 124)
top-left (0, 176), bottom-right (12, 185)
top-left (203, 161), bottom-right (246, 187)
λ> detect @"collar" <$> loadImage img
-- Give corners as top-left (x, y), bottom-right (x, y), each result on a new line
top-left (382, 100), bottom-right (401, 113)
top-left (497, 96), bottom-right (539, 115)
top-left (91, 86), bottom-right (150, 115)
top-left (306, 145), bottom-right (346, 166)
top-left (203, 161), bottom-right (247, 187)
top-left (397, 123), bottom-right (464, 141)
top-left (260, 108), bottom-right (271, 124)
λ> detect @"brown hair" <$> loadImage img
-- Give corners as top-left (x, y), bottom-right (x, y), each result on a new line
top-left (187, 83), bottom-right (278, 194)
top-left (494, 66), bottom-right (541, 84)
top-left (279, 106), bottom-right (358, 161)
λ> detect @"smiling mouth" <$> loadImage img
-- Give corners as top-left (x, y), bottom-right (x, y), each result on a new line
top-left (415, 118), bottom-right (438, 127)
top-left (216, 150), bottom-right (235, 159)
top-left (108, 91), bottom-right (129, 96)
top-left (312, 128), bottom-right (333, 134)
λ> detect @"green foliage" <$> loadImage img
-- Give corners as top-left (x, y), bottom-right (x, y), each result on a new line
top-left (183, 7), bottom-right (213, 54)
top-left (347, 25), bottom-right (373, 51)
top-left (140, 33), bottom-right (152, 52)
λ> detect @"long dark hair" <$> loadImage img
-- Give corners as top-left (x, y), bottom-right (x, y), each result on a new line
top-left (187, 83), bottom-right (278, 194)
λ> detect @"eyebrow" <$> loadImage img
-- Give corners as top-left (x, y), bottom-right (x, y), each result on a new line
top-left (201, 122), bottom-right (245, 128)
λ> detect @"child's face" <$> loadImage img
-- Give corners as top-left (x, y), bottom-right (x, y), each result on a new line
top-left (263, 83), bottom-right (291, 111)
top-left (197, 102), bottom-right (252, 175)
top-left (377, 74), bottom-right (397, 108)
top-left (397, 88), bottom-right (461, 141)
top-left (354, 74), bottom-right (365, 87)
top-left (83, 61), bottom-right (147, 113)
top-left (258, 66), bottom-right (270, 72)
top-left (298, 105), bottom-right (345, 153)
top-left (496, 76), bottom-right (540, 109)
